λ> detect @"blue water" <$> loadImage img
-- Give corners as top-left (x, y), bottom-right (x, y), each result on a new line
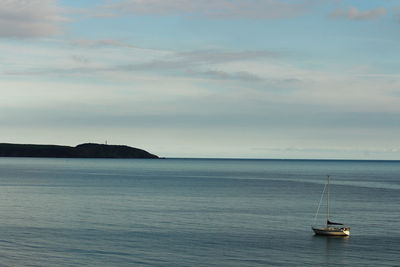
top-left (0, 158), bottom-right (399, 266)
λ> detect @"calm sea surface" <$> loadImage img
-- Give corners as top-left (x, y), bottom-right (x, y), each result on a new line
top-left (0, 158), bottom-right (399, 266)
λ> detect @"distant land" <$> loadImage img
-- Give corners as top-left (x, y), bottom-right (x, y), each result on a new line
top-left (0, 143), bottom-right (158, 159)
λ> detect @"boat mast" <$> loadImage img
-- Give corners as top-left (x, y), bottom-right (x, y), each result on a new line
top-left (327, 175), bottom-right (330, 226)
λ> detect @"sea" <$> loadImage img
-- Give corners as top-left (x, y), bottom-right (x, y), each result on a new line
top-left (0, 158), bottom-right (398, 266)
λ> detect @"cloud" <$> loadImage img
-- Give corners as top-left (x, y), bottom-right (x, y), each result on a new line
top-left (332, 7), bottom-right (387, 20)
top-left (101, 0), bottom-right (312, 19)
top-left (252, 146), bottom-right (400, 158)
top-left (71, 39), bottom-right (139, 48)
top-left (177, 50), bottom-right (281, 64)
top-left (194, 70), bottom-right (264, 82)
top-left (0, 0), bottom-right (66, 38)
top-left (115, 49), bottom-right (281, 72)
top-left (3, 47), bottom-right (280, 81)
top-left (71, 55), bottom-right (91, 64)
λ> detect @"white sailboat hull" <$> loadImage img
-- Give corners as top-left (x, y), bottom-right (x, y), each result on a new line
top-left (312, 226), bottom-right (350, 236)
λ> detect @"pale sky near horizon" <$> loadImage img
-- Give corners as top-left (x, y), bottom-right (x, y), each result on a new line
top-left (1, 0), bottom-right (400, 159)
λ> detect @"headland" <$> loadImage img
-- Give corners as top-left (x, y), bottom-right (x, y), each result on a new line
top-left (0, 143), bottom-right (158, 159)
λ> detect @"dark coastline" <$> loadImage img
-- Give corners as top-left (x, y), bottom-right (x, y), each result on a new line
top-left (0, 143), bottom-right (158, 159)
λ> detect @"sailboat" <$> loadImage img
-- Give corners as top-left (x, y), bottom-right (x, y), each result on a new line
top-left (311, 175), bottom-right (350, 236)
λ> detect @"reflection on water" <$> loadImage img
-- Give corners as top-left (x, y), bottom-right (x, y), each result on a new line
top-left (312, 235), bottom-right (350, 266)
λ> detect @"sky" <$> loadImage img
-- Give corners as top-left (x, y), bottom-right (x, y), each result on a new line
top-left (1, 0), bottom-right (400, 159)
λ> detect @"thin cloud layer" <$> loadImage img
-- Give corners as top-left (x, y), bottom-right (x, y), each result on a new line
top-left (71, 39), bottom-right (139, 48)
top-left (177, 50), bottom-right (281, 64)
top-left (3, 44), bottom-right (280, 83)
top-left (0, 0), bottom-right (65, 37)
top-left (332, 7), bottom-right (387, 21)
top-left (195, 70), bottom-right (264, 82)
top-left (102, 0), bottom-right (312, 19)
